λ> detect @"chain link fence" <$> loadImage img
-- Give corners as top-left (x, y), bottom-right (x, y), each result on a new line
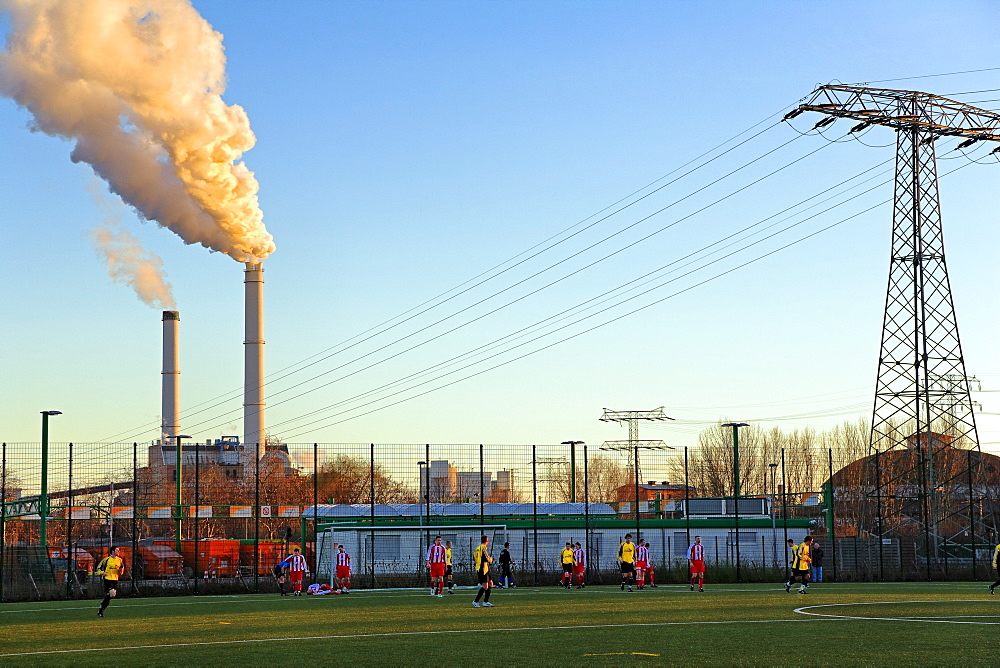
top-left (2, 440), bottom-right (997, 601)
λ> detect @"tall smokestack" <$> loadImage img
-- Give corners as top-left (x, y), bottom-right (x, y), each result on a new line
top-left (161, 311), bottom-right (180, 445)
top-left (243, 263), bottom-right (265, 462)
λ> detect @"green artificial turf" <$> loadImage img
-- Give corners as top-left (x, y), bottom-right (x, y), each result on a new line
top-left (0, 582), bottom-right (996, 666)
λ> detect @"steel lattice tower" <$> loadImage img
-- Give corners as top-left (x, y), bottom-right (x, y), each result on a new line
top-left (599, 407), bottom-right (674, 481)
top-left (796, 86), bottom-right (998, 568)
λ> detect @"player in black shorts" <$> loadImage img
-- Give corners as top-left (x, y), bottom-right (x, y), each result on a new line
top-left (472, 535), bottom-right (495, 608)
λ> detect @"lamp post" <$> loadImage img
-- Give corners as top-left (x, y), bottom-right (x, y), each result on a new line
top-left (418, 460), bottom-right (429, 558)
top-left (417, 460), bottom-right (428, 523)
top-left (769, 462), bottom-right (779, 567)
top-left (39, 410), bottom-right (62, 550)
top-left (561, 441), bottom-right (584, 503)
top-left (722, 422), bottom-right (749, 582)
top-left (173, 434), bottom-right (191, 554)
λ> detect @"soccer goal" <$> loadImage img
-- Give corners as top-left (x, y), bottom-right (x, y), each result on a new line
top-left (317, 524), bottom-right (507, 589)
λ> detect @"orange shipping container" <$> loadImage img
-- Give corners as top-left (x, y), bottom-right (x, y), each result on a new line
top-left (138, 544), bottom-right (185, 578)
top-left (155, 539), bottom-right (241, 577)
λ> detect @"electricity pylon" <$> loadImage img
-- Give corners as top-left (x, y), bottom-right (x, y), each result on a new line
top-left (794, 86), bottom-right (996, 567)
top-left (599, 407), bottom-right (674, 482)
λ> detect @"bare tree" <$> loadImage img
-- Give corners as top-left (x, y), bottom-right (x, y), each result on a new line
top-left (317, 455), bottom-right (415, 504)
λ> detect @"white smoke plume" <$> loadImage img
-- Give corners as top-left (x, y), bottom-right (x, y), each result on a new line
top-left (88, 181), bottom-right (175, 308)
top-left (90, 217), bottom-right (176, 309)
top-left (0, 0), bottom-right (275, 262)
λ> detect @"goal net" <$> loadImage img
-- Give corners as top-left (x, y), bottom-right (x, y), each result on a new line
top-left (317, 524), bottom-right (507, 589)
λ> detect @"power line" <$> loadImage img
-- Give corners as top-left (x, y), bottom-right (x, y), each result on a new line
top-left (261, 162), bottom-right (892, 434)
top-left (183, 134), bottom-right (837, 437)
top-left (277, 159), bottom-right (976, 440)
top-left (851, 67), bottom-right (1000, 85)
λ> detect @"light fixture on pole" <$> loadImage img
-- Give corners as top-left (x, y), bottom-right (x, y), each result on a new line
top-left (769, 462), bottom-right (779, 566)
top-left (417, 461), bottom-right (428, 527)
top-left (722, 422), bottom-right (749, 582)
top-left (39, 410), bottom-right (62, 549)
top-left (173, 434), bottom-right (191, 554)
top-left (560, 441), bottom-right (584, 503)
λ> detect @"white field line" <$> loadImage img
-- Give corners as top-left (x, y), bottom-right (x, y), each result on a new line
top-left (0, 617), bottom-right (850, 657)
top-left (794, 600), bottom-right (1000, 625)
top-left (0, 585), bottom-right (795, 615)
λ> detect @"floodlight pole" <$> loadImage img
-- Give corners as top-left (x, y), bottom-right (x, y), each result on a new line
top-left (723, 422), bottom-right (749, 582)
top-left (173, 434), bottom-right (190, 554)
top-left (561, 441), bottom-right (584, 503)
top-left (39, 411), bottom-right (62, 549)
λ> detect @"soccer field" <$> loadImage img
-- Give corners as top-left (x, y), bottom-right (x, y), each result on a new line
top-left (1, 582), bottom-right (996, 665)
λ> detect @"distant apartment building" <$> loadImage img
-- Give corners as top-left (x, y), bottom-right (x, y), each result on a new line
top-left (419, 460), bottom-right (514, 501)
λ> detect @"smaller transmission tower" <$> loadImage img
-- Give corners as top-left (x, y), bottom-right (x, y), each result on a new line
top-left (599, 407), bottom-right (675, 480)
top-left (536, 456), bottom-right (570, 502)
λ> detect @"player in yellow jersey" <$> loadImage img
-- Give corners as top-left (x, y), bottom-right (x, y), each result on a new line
top-left (471, 535), bottom-right (495, 608)
top-left (559, 542), bottom-right (576, 588)
top-left (96, 546), bottom-right (126, 617)
top-left (989, 540), bottom-right (1000, 595)
top-left (790, 535), bottom-right (813, 594)
top-left (618, 533), bottom-right (636, 592)
top-left (445, 540), bottom-right (455, 595)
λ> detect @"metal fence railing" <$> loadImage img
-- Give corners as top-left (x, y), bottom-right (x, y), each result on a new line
top-left (2, 440), bottom-right (997, 601)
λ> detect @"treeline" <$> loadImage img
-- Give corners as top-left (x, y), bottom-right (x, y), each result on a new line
top-left (675, 417), bottom-right (871, 497)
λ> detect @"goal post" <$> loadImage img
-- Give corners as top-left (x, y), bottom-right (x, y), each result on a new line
top-left (317, 524), bottom-right (507, 589)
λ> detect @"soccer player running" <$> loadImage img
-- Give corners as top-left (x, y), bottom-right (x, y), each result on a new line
top-left (498, 541), bottom-right (515, 589)
top-left (426, 535), bottom-right (447, 597)
top-left (573, 542), bottom-right (586, 588)
top-left (790, 535), bottom-right (813, 594)
top-left (286, 547), bottom-right (309, 596)
top-left (445, 540), bottom-right (455, 594)
top-left (96, 546), bottom-right (126, 617)
top-left (472, 534), bottom-right (495, 607)
top-left (618, 533), bottom-right (637, 592)
top-left (989, 539), bottom-right (1000, 595)
top-left (687, 535), bottom-right (706, 592)
top-left (635, 539), bottom-right (649, 589)
top-left (559, 542), bottom-right (576, 588)
top-left (335, 544), bottom-right (351, 593)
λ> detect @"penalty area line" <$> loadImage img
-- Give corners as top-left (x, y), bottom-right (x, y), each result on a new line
top-left (795, 600), bottom-right (1000, 625)
top-left (0, 617), bottom-right (848, 657)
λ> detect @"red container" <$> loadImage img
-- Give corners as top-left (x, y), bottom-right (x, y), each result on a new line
top-left (155, 539), bottom-right (242, 577)
top-left (139, 544), bottom-right (185, 578)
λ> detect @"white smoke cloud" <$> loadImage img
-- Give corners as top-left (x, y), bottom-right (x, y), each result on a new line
top-left (0, 0), bottom-right (275, 262)
top-left (87, 180), bottom-right (175, 309)
top-left (89, 217), bottom-right (176, 309)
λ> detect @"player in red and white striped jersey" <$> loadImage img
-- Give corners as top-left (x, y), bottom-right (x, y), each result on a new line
top-left (644, 541), bottom-right (657, 587)
top-left (572, 542), bottom-right (586, 588)
top-left (426, 535), bottom-right (447, 597)
top-left (635, 540), bottom-right (650, 589)
top-left (687, 536), bottom-right (706, 591)
top-left (335, 544), bottom-right (351, 593)
top-left (286, 548), bottom-right (309, 596)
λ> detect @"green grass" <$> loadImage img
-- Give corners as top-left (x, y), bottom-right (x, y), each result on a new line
top-left (1, 582), bottom-right (997, 665)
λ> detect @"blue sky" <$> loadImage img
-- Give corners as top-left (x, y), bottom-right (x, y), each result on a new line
top-left (2, 0), bottom-right (999, 451)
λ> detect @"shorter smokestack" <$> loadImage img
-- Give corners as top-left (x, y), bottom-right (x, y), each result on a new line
top-left (161, 310), bottom-right (180, 445)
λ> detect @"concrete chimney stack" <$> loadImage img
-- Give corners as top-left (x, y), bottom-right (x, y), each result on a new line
top-left (243, 262), bottom-right (265, 463)
top-left (161, 310), bottom-right (180, 445)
